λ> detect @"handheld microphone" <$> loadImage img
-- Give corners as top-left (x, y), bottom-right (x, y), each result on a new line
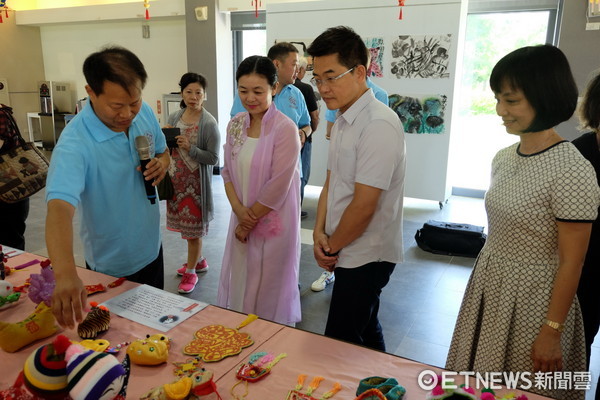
top-left (134, 135), bottom-right (157, 204)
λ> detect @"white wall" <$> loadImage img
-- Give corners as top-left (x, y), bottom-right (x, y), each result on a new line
top-left (40, 18), bottom-right (188, 123)
top-left (214, 8), bottom-right (235, 159)
top-left (268, 0), bottom-right (467, 202)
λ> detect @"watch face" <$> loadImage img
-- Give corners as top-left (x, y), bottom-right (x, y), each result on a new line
top-left (545, 319), bottom-right (563, 332)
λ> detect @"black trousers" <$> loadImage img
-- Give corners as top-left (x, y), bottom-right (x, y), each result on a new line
top-left (0, 198), bottom-right (29, 250)
top-left (325, 261), bottom-right (395, 351)
top-left (300, 140), bottom-right (311, 204)
top-left (87, 245), bottom-right (164, 290)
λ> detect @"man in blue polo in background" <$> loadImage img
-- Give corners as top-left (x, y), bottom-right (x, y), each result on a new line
top-left (294, 56), bottom-right (320, 219)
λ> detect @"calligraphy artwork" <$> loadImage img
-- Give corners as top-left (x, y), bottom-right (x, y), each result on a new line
top-left (390, 34), bottom-right (451, 79)
top-left (364, 37), bottom-right (385, 78)
top-left (389, 93), bottom-right (447, 134)
top-left (183, 324), bottom-right (254, 362)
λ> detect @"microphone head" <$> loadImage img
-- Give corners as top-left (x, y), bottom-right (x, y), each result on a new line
top-left (135, 135), bottom-right (151, 160)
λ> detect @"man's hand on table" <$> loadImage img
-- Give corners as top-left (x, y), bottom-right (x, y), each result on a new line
top-left (51, 273), bottom-right (88, 329)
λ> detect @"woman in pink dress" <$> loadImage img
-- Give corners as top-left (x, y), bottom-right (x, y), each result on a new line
top-left (218, 56), bottom-right (301, 325)
top-left (165, 73), bottom-right (220, 294)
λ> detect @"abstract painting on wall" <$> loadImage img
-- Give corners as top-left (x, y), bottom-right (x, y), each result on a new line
top-left (390, 34), bottom-right (451, 79)
top-left (364, 37), bottom-right (385, 78)
top-left (388, 93), bottom-right (447, 134)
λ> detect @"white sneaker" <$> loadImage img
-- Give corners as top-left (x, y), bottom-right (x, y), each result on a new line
top-left (311, 271), bottom-right (335, 292)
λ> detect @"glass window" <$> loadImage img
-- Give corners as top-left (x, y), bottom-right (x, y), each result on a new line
top-left (241, 30), bottom-right (267, 60)
top-left (231, 11), bottom-right (266, 95)
top-left (449, 10), bottom-right (556, 195)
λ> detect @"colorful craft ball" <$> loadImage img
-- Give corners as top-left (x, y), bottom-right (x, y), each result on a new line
top-left (22, 334), bottom-right (71, 399)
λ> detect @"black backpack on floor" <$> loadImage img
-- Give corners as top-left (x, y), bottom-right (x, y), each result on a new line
top-left (415, 220), bottom-right (486, 258)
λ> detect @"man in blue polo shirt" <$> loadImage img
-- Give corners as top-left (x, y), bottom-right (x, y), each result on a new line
top-left (46, 46), bottom-right (170, 329)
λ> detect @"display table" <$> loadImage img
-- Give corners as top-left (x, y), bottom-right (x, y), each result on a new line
top-left (0, 252), bottom-right (552, 400)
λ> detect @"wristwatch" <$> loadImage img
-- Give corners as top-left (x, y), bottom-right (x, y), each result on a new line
top-left (544, 319), bottom-right (564, 333)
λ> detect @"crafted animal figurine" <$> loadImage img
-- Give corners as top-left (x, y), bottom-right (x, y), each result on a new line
top-left (140, 367), bottom-right (221, 400)
top-left (0, 278), bottom-right (20, 309)
top-left (28, 259), bottom-right (55, 306)
top-left (65, 342), bottom-right (130, 400)
top-left (0, 302), bottom-right (57, 352)
top-left (77, 301), bottom-right (111, 339)
top-left (0, 247), bottom-right (20, 310)
top-left (127, 333), bottom-right (172, 365)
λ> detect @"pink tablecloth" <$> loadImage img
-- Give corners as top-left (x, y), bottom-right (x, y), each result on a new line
top-left (1, 253), bottom-right (553, 400)
top-left (0, 253), bottom-right (283, 399)
top-left (214, 327), bottom-right (556, 400)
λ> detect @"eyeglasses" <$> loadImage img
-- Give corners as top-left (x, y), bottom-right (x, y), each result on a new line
top-left (311, 66), bottom-right (356, 87)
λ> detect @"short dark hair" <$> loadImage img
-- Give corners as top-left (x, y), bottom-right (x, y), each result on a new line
top-left (267, 42), bottom-right (298, 62)
top-left (83, 46), bottom-right (148, 96)
top-left (235, 55), bottom-right (278, 87)
top-left (579, 70), bottom-right (600, 133)
top-left (178, 72), bottom-right (207, 108)
top-left (307, 26), bottom-right (368, 70)
top-left (489, 44), bottom-right (577, 132)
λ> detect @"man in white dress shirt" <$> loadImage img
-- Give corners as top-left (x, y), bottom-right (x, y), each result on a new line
top-left (309, 26), bottom-right (406, 351)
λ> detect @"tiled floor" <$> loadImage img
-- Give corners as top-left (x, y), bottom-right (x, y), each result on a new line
top-left (23, 173), bottom-right (598, 399)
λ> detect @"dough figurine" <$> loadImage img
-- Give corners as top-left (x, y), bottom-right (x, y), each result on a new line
top-left (127, 333), bottom-right (172, 365)
top-left (77, 301), bottom-right (111, 339)
top-left (141, 367), bottom-right (221, 400)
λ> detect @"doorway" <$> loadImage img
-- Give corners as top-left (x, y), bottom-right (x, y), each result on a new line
top-left (231, 11), bottom-right (267, 97)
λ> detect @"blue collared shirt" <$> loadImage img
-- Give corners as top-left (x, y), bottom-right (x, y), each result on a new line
top-left (46, 101), bottom-right (167, 276)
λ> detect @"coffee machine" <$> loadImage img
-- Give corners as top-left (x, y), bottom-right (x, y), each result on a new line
top-left (38, 81), bottom-right (74, 150)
